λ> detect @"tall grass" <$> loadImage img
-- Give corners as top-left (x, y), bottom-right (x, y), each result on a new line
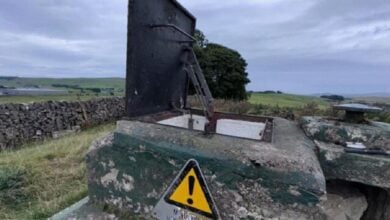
top-left (188, 96), bottom-right (333, 120)
top-left (0, 123), bottom-right (115, 219)
top-left (190, 95), bottom-right (390, 123)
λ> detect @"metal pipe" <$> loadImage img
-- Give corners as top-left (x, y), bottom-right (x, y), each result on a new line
top-left (150, 24), bottom-right (196, 42)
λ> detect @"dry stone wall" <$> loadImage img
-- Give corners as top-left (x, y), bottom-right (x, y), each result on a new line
top-left (0, 97), bottom-right (125, 150)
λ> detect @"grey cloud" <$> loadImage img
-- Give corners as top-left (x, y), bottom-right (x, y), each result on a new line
top-left (180, 0), bottom-right (390, 94)
top-left (0, 0), bottom-right (127, 78)
top-left (0, 0), bottom-right (389, 94)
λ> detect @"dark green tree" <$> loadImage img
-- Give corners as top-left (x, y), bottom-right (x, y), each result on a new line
top-left (193, 30), bottom-right (250, 100)
top-left (194, 29), bottom-right (208, 48)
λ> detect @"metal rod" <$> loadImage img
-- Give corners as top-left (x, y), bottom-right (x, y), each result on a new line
top-left (345, 148), bottom-right (390, 157)
top-left (150, 24), bottom-right (196, 41)
top-left (189, 49), bottom-right (214, 108)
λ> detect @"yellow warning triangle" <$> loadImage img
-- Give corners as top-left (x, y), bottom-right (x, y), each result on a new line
top-left (164, 159), bottom-right (219, 219)
top-left (168, 168), bottom-right (212, 214)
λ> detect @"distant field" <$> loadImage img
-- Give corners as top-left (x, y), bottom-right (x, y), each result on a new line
top-left (0, 90), bottom-right (329, 109)
top-left (249, 93), bottom-right (330, 109)
top-left (0, 94), bottom-right (122, 104)
top-left (351, 96), bottom-right (390, 105)
top-left (0, 77), bottom-right (126, 104)
top-left (0, 77), bottom-right (125, 90)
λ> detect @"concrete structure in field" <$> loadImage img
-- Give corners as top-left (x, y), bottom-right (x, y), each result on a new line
top-left (334, 103), bottom-right (383, 123)
top-left (51, 0), bottom-right (324, 219)
top-left (85, 118), bottom-right (326, 219)
top-left (79, 0), bottom-right (328, 219)
top-left (52, 0), bottom-right (390, 219)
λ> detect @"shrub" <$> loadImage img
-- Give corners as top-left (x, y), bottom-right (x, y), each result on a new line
top-left (299, 102), bottom-right (320, 116)
top-left (321, 95), bottom-right (345, 101)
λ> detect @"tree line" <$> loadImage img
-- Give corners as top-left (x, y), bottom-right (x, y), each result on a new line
top-left (193, 30), bottom-right (250, 101)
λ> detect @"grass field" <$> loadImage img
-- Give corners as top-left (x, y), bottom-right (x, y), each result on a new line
top-left (0, 123), bottom-right (115, 219)
top-left (0, 77), bottom-right (126, 100)
top-left (352, 96), bottom-right (390, 105)
top-left (249, 93), bottom-right (330, 109)
top-left (0, 77), bottom-right (125, 90)
top-left (0, 91), bottom-right (327, 107)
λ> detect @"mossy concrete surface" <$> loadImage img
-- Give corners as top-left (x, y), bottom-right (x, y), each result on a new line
top-left (300, 116), bottom-right (390, 151)
top-left (316, 141), bottom-right (390, 189)
top-left (85, 118), bottom-right (326, 219)
top-left (300, 116), bottom-right (390, 189)
top-left (301, 117), bottom-right (390, 219)
top-left (315, 141), bottom-right (390, 220)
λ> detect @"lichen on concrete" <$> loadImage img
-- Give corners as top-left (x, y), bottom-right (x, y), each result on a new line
top-left (315, 141), bottom-right (390, 189)
top-left (86, 118), bottom-right (326, 219)
top-left (300, 116), bottom-right (390, 190)
top-left (300, 116), bottom-right (390, 150)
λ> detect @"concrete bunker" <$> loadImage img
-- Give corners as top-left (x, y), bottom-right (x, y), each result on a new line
top-left (51, 0), bottom-right (389, 219)
top-left (82, 0), bottom-right (326, 219)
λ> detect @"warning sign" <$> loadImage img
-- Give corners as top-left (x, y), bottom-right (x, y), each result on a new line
top-left (167, 167), bottom-right (212, 214)
top-left (153, 159), bottom-right (220, 220)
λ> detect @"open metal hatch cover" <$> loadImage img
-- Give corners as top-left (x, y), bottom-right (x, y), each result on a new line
top-left (126, 0), bottom-right (196, 117)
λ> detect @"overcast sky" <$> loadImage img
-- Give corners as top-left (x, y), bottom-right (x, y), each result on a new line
top-left (0, 0), bottom-right (389, 94)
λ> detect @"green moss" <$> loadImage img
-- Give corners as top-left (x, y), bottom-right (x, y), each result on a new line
top-left (313, 126), bottom-right (328, 141)
top-left (336, 128), bottom-right (349, 140)
top-left (249, 93), bottom-right (329, 109)
top-left (318, 148), bottom-right (390, 188)
top-left (89, 133), bottom-right (322, 208)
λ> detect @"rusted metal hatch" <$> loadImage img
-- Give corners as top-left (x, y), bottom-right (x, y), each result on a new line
top-left (126, 0), bottom-right (196, 117)
top-left (125, 0), bottom-right (273, 142)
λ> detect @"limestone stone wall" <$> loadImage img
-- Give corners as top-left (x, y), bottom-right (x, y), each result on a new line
top-left (0, 97), bottom-right (125, 150)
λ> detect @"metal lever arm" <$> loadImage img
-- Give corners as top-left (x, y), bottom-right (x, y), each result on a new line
top-left (182, 47), bottom-right (216, 133)
top-left (150, 24), bottom-right (196, 42)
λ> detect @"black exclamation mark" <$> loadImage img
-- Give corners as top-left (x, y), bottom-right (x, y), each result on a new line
top-left (187, 176), bottom-right (195, 205)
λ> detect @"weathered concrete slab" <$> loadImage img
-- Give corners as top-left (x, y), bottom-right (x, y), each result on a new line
top-left (300, 117), bottom-right (390, 188)
top-left (315, 141), bottom-right (390, 189)
top-left (301, 116), bottom-right (390, 219)
top-left (86, 117), bottom-right (326, 219)
top-left (334, 104), bottom-right (382, 113)
top-left (50, 197), bottom-right (117, 220)
top-left (334, 104), bottom-right (383, 123)
top-left (371, 121), bottom-right (390, 131)
top-left (300, 116), bottom-right (390, 151)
